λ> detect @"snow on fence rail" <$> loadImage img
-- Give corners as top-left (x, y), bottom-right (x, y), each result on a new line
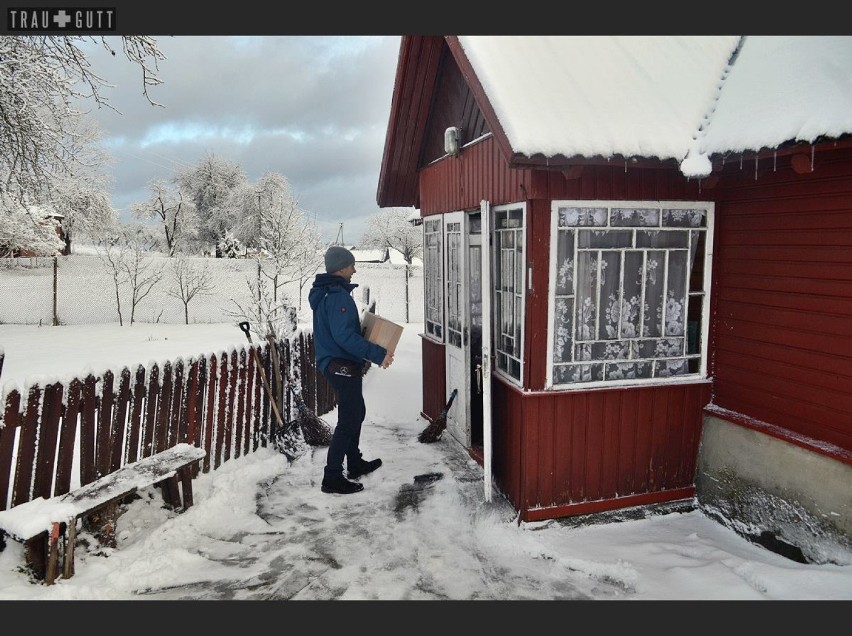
top-left (0, 332), bottom-right (334, 512)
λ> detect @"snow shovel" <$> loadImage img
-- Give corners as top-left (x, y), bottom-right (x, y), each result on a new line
top-left (237, 321), bottom-right (306, 461)
top-left (417, 388), bottom-right (457, 443)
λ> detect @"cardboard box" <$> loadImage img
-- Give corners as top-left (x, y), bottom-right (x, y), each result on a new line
top-left (361, 311), bottom-right (403, 356)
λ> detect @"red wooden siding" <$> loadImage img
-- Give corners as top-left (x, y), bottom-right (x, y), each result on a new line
top-left (420, 137), bottom-right (709, 216)
top-left (420, 336), bottom-right (447, 423)
top-left (419, 134), bottom-right (722, 521)
top-left (491, 379), bottom-right (711, 522)
top-left (420, 44), bottom-right (490, 167)
top-left (709, 145), bottom-right (852, 457)
top-left (419, 137), bottom-right (534, 215)
top-left (377, 36), bottom-right (444, 209)
top-left (523, 198), bottom-right (551, 391)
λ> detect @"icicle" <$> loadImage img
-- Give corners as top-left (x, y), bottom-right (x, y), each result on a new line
top-left (754, 154), bottom-right (758, 180)
top-left (624, 160), bottom-right (627, 173)
top-left (811, 145), bottom-right (815, 171)
top-left (773, 151), bottom-right (777, 172)
top-left (739, 154), bottom-right (743, 170)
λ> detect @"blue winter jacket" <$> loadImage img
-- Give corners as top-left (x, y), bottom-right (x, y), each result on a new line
top-left (308, 273), bottom-right (387, 374)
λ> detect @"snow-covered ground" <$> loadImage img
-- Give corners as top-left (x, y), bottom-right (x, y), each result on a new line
top-left (0, 321), bottom-right (850, 601)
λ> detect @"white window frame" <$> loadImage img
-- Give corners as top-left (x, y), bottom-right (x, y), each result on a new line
top-left (423, 216), bottom-right (444, 343)
top-left (491, 202), bottom-right (526, 387)
top-left (546, 199), bottom-right (714, 390)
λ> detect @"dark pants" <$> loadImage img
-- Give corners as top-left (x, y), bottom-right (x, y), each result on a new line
top-left (322, 368), bottom-right (366, 479)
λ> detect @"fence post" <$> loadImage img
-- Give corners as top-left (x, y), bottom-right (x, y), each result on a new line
top-left (404, 263), bottom-right (410, 324)
top-left (52, 256), bottom-right (59, 326)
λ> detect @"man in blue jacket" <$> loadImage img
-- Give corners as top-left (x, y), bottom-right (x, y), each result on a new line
top-left (309, 245), bottom-right (394, 494)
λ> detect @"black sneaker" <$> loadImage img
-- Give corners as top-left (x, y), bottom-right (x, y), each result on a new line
top-left (321, 475), bottom-right (364, 494)
top-left (347, 458), bottom-right (382, 479)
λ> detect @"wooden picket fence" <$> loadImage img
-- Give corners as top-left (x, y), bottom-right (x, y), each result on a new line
top-left (0, 332), bottom-right (335, 512)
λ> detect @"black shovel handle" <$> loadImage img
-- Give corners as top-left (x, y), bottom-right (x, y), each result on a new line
top-left (238, 321), bottom-right (252, 342)
top-left (440, 388), bottom-right (458, 416)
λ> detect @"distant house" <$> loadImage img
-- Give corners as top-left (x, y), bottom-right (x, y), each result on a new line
top-left (377, 36), bottom-right (852, 562)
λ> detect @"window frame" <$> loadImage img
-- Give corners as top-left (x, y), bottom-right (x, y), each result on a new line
top-left (545, 199), bottom-right (714, 391)
top-left (491, 202), bottom-right (526, 387)
top-left (422, 215), bottom-right (444, 343)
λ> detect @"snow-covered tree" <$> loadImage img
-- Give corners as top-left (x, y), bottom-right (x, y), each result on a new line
top-left (216, 230), bottom-right (243, 258)
top-left (131, 179), bottom-right (199, 256)
top-left (0, 194), bottom-right (64, 257)
top-left (230, 172), bottom-right (320, 308)
top-left (0, 36), bottom-right (164, 202)
top-left (288, 220), bottom-right (324, 313)
top-left (359, 207), bottom-right (422, 323)
top-left (175, 153), bottom-right (247, 251)
top-left (359, 207), bottom-right (422, 263)
top-left (51, 186), bottom-right (116, 254)
top-left (45, 116), bottom-right (119, 252)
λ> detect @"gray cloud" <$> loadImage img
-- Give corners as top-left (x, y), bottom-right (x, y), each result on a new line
top-left (80, 35), bottom-right (403, 243)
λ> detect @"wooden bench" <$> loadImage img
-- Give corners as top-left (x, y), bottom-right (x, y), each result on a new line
top-left (0, 443), bottom-right (206, 585)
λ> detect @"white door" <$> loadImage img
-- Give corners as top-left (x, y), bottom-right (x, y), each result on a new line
top-left (480, 199), bottom-right (493, 501)
top-left (444, 211), bottom-right (468, 445)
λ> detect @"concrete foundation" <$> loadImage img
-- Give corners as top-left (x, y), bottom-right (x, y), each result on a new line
top-left (695, 415), bottom-right (852, 565)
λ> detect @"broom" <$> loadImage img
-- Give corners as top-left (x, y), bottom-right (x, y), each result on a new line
top-left (418, 388), bottom-right (458, 443)
top-left (288, 383), bottom-right (334, 446)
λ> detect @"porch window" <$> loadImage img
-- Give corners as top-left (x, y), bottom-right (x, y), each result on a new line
top-left (492, 204), bottom-right (525, 384)
top-left (548, 200), bottom-right (713, 388)
top-left (423, 217), bottom-right (443, 341)
top-left (445, 220), bottom-right (463, 348)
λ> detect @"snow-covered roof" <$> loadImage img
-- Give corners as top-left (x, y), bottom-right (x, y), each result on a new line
top-left (350, 248), bottom-right (387, 263)
top-left (27, 204), bottom-right (63, 219)
top-left (456, 35), bottom-right (852, 178)
top-left (386, 247), bottom-right (422, 266)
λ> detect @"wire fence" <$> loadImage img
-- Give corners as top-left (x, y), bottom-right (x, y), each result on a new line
top-left (0, 255), bottom-right (424, 326)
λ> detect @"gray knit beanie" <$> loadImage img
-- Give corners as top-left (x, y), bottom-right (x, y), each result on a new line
top-left (324, 245), bottom-right (355, 273)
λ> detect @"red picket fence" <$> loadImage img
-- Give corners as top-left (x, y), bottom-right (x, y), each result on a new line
top-left (0, 332), bottom-right (335, 511)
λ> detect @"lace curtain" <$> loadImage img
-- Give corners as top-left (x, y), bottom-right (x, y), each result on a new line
top-left (552, 204), bottom-right (708, 385)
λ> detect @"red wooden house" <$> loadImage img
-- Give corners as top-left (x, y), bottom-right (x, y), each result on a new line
top-left (377, 36), bottom-right (852, 563)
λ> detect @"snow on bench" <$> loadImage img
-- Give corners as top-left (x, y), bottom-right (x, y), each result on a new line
top-left (0, 443), bottom-right (206, 584)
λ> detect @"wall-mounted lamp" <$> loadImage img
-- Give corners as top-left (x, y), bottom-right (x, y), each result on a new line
top-left (444, 126), bottom-right (462, 157)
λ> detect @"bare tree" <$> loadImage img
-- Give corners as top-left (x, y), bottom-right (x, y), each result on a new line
top-left (96, 224), bottom-right (164, 326)
top-left (359, 207), bottom-right (423, 322)
top-left (131, 179), bottom-right (199, 256)
top-left (96, 231), bottom-right (129, 325)
top-left (228, 266), bottom-right (297, 343)
top-left (123, 227), bottom-right (165, 325)
top-left (0, 36), bottom-right (164, 202)
top-left (167, 255), bottom-right (215, 324)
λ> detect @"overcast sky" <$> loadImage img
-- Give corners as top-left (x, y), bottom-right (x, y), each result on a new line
top-left (79, 36), bottom-right (404, 245)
